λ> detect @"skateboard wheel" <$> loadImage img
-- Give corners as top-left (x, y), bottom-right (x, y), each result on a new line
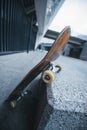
top-left (10, 100), bottom-right (16, 108)
top-left (42, 70), bottom-right (54, 84)
top-left (55, 65), bottom-right (62, 73)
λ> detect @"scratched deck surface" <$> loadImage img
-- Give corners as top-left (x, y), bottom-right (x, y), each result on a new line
top-left (0, 51), bottom-right (87, 130)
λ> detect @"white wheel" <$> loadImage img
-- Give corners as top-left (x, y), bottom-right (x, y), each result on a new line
top-left (42, 70), bottom-right (54, 84)
top-left (10, 100), bottom-right (16, 108)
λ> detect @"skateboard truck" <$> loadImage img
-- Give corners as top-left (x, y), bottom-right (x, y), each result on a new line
top-left (49, 63), bottom-right (62, 73)
top-left (10, 91), bottom-right (29, 108)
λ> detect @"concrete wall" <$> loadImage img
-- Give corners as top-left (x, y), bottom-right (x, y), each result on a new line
top-left (80, 42), bottom-right (87, 61)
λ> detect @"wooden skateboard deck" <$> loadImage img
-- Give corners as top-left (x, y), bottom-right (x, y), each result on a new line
top-left (6, 26), bottom-right (71, 105)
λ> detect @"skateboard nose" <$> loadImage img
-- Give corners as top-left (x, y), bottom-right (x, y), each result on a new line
top-left (46, 26), bottom-right (71, 62)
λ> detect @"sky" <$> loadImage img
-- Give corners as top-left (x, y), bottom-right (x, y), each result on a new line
top-left (49, 0), bottom-right (87, 37)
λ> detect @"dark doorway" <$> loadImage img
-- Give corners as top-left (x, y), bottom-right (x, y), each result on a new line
top-left (69, 48), bottom-right (82, 59)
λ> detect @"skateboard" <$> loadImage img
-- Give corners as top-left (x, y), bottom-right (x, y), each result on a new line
top-left (6, 26), bottom-right (71, 108)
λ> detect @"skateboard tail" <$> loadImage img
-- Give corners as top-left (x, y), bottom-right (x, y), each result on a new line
top-left (43, 26), bottom-right (71, 62)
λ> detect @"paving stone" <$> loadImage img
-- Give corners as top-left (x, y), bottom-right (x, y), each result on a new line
top-left (37, 54), bottom-right (87, 130)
